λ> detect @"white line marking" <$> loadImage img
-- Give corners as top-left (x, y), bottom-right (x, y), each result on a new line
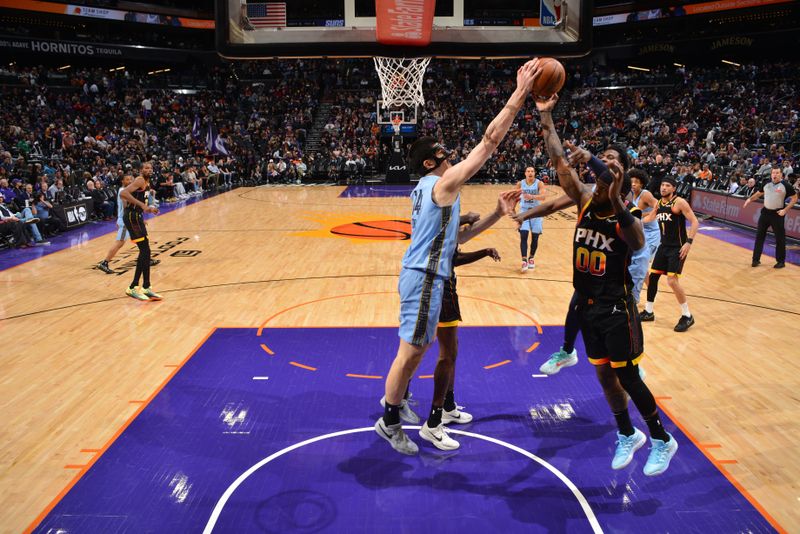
top-left (222, 431), bottom-right (251, 435)
top-left (202, 426), bottom-right (603, 534)
top-left (252, 376), bottom-right (270, 380)
top-left (531, 374), bottom-right (548, 378)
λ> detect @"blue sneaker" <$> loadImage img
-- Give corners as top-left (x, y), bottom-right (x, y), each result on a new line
top-left (539, 347), bottom-right (578, 375)
top-left (643, 433), bottom-right (678, 476)
top-left (611, 428), bottom-right (646, 469)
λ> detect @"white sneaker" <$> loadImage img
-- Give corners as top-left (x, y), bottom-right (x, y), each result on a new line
top-left (539, 347), bottom-right (579, 375)
top-left (419, 423), bottom-right (460, 450)
top-left (379, 395), bottom-right (420, 424)
top-left (611, 428), bottom-right (647, 470)
top-left (375, 418), bottom-right (418, 455)
top-left (643, 433), bottom-right (678, 476)
top-left (521, 260), bottom-right (528, 273)
top-left (442, 406), bottom-right (473, 425)
top-left (527, 258), bottom-right (536, 271)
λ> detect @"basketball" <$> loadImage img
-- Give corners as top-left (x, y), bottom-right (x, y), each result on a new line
top-left (532, 57), bottom-right (566, 99)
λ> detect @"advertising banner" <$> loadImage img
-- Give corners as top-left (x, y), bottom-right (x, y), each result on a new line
top-left (690, 189), bottom-right (800, 240)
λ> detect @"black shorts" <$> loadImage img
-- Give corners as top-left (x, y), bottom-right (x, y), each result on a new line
top-left (438, 276), bottom-right (461, 326)
top-left (123, 210), bottom-right (148, 242)
top-left (578, 294), bottom-right (644, 368)
top-left (650, 244), bottom-right (684, 277)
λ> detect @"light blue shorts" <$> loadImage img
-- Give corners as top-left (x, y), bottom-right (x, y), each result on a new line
top-left (644, 228), bottom-right (661, 260)
top-left (629, 230), bottom-right (661, 301)
top-left (519, 215), bottom-right (543, 234)
top-left (398, 267), bottom-right (445, 347)
top-left (116, 220), bottom-right (129, 241)
top-left (629, 249), bottom-right (649, 302)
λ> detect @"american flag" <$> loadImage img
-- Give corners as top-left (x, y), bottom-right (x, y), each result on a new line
top-left (247, 3), bottom-right (287, 28)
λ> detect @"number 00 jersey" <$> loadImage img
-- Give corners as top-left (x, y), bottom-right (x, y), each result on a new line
top-left (572, 200), bottom-right (636, 301)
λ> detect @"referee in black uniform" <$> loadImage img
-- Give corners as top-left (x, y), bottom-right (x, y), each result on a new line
top-left (745, 167), bottom-right (798, 269)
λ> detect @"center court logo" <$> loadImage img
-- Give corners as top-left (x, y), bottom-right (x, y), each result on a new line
top-left (330, 220), bottom-right (411, 240)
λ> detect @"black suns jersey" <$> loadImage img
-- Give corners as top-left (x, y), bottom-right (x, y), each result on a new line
top-left (655, 197), bottom-right (687, 247)
top-left (572, 200), bottom-right (638, 301)
top-left (124, 180), bottom-right (151, 213)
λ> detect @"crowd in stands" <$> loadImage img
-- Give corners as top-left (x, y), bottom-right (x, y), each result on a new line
top-left (1, 58), bottom-right (798, 249)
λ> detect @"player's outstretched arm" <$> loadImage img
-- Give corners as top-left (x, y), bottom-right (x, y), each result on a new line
top-left (434, 61), bottom-right (540, 206)
top-left (458, 190), bottom-right (520, 244)
top-left (453, 247), bottom-right (500, 267)
top-left (536, 96), bottom-right (587, 206)
top-left (609, 161), bottom-right (645, 250)
top-left (511, 193), bottom-right (575, 224)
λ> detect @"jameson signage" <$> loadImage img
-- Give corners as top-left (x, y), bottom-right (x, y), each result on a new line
top-left (0, 36), bottom-right (215, 61)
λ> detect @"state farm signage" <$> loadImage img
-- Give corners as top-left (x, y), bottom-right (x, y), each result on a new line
top-left (691, 189), bottom-right (800, 239)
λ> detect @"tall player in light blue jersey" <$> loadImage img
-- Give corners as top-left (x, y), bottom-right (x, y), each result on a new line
top-left (517, 166), bottom-right (547, 272)
top-left (375, 60), bottom-right (541, 455)
top-left (628, 169), bottom-right (660, 303)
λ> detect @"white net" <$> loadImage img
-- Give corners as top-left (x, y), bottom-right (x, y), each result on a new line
top-left (373, 56), bottom-right (431, 108)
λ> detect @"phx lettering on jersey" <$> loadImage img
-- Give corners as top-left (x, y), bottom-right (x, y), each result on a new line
top-left (656, 212), bottom-right (673, 222)
top-left (575, 228), bottom-right (615, 251)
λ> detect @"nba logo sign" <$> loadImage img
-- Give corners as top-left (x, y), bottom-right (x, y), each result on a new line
top-left (540, 0), bottom-right (562, 27)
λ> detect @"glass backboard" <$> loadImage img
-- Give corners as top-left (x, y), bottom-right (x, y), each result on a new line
top-left (216, 0), bottom-right (592, 59)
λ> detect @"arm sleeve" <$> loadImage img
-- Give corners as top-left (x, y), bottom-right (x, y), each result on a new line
top-left (587, 155), bottom-right (612, 184)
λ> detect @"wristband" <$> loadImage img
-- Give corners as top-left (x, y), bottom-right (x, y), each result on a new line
top-left (617, 208), bottom-right (636, 228)
top-left (686, 238), bottom-right (694, 244)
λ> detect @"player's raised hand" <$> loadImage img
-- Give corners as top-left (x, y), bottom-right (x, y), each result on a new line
top-left (535, 93), bottom-right (559, 113)
top-left (497, 189), bottom-right (522, 216)
top-left (516, 59), bottom-right (541, 94)
top-left (564, 141), bottom-right (591, 166)
top-left (462, 211), bottom-right (481, 226)
top-left (607, 160), bottom-right (625, 203)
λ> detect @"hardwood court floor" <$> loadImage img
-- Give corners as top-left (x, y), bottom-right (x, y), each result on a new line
top-left (1, 185), bottom-right (797, 533)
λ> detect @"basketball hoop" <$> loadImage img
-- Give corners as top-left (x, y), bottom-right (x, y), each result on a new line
top-left (391, 115), bottom-right (403, 136)
top-left (373, 56), bottom-right (431, 108)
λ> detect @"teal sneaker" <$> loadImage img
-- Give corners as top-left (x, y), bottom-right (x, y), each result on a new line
top-left (643, 433), bottom-right (678, 476)
top-left (125, 286), bottom-right (150, 301)
top-left (539, 347), bottom-right (578, 375)
top-left (611, 428), bottom-right (646, 469)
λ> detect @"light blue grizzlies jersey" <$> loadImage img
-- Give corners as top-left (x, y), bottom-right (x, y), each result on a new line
top-left (519, 178), bottom-right (543, 233)
top-left (632, 191), bottom-right (658, 233)
top-left (519, 178), bottom-right (542, 209)
top-left (401, 174), bottom-right (461, 278)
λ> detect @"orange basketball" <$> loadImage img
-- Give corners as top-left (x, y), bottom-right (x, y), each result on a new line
top-left (532, 57), bottom-right (566, 99)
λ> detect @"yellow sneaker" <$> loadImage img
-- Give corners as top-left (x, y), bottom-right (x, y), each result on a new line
top-left (126, 286), bottom-right (150, 301)
top-left (142, 287), bottom-right (163, 301)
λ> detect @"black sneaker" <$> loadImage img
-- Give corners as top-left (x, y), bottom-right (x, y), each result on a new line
top-left (774, 262), bottom-right (785, 269)
top-left (674, 315), bottom-right (695, 332)
top-left (640, 310), bottom-right (655, 322)
top-left (96, 261), bottom-right (115, 274)
top-left (751, 260), bottom-right (761, 267)
top-left (150, 259), bottom-right (161, 266)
